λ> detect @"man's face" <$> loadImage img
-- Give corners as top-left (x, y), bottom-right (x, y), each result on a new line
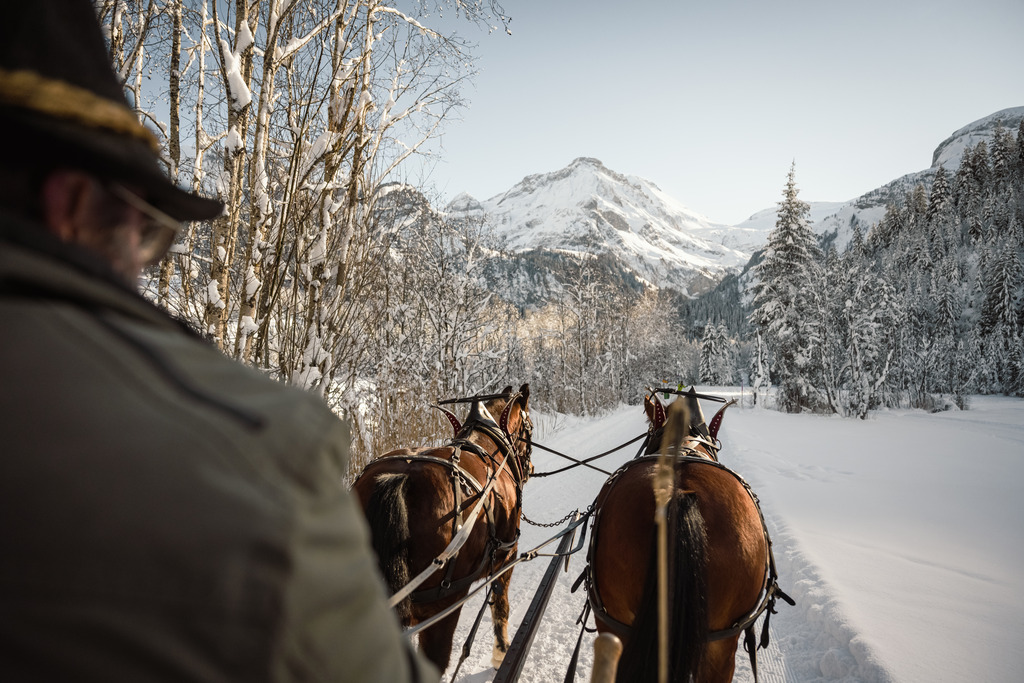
top-left (42, 170), bottom-right (178, 283)
top-left (76, 193), bottom-right (151, 282)
top-left (105, 183), bottom-right (181, 272)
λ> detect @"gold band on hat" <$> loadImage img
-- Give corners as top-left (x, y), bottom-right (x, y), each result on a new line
top-left (0, 68), bottom-right (159, 152)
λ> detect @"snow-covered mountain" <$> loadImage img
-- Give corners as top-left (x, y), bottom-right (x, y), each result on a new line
top-left (447, 157), bottom-right (749, 296)
top-left (727, 201), bottom-right (849, 249)
top-left (432, 107), bottom-right (1023, 308)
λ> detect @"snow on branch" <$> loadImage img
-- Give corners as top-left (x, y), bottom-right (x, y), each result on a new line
top-left (219, 37), bottom-right (252, 110)
top-left (274, 7), bottom-right (345, 63)
top-left (371, 6), bottom-right (440, 39)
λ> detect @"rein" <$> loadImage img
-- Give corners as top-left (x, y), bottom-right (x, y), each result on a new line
top-left (529, 432), bottom-right (650, 478)
top-left (403, 510), bottom-right (590, 640)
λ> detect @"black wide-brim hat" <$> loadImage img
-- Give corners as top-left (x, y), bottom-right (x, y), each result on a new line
top-left (0, 1), bottom-right (222, 222)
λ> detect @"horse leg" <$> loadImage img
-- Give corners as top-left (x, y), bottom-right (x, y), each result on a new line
top-left (701, 638), bottom-right (740, 682)
top-left (416, 605), bottom-right (463, 675)
top-left (489, 570), bottom-right (513, 668)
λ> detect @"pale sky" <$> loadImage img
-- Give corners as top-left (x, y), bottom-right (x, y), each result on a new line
top-left (409, 0), bottom-right (1024, 226)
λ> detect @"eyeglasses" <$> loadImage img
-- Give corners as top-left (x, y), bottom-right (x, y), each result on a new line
top-left (106, 183), bottom-right (182, 266)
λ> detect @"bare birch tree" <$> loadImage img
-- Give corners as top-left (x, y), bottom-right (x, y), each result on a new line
top-left (100, 0), bottom-right (505, 376)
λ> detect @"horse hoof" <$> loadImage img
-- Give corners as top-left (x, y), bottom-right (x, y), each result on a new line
top-left (491, 645), bottom-right (506, 669)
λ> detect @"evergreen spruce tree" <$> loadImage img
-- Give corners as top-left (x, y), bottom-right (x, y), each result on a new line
top-left (909, 183), bottom-right (929, 219)
top-left (935, 262), bottom-right (963, 330)
top-left (699, 323), bottom-right (718, 384)
top-left (1007, 331), bottom-right (1024, 397)
top-left (849, 222), bottom-right (866, 255)
top-left (927, 166), bottom-right (952, 224)
top-left (971, 141), bottom-right (991, 188)
top-left (1011, 216), bottom-right (1024, 250)
top-left (699, 323), bottom-right (732, 385)
top-left (991, 124), bottom-right (1015, 187)
top-left (968, 214), bottom-right (984, 244)
top-left (977, 334), bottom-right (1002, 394)
top-left (1017, 119), bottom-right (1024, 176)
top-left (981, 245), bottom-right (1022, 334)
top-left (750, 162), bottom-right (823, 412)
top-left (954, 153), bottom-right (977, 215)
top-left (868, 203), bottom-right (902, 251)
top-left (716, 323), bottom-right (735, 384)
top-left (844, 270), bottom-right (896, 419)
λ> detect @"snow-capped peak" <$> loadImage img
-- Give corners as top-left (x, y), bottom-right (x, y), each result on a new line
top-left (445, 192), bottom-right (485, 214)
top-left (734, 106), bottom-right (1024, 254)
top-left (450, 157), bottom-right (750, 296)
top-left (440, 107), bottom-right (1022, 300)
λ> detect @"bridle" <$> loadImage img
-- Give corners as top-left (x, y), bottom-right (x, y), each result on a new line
top-left (509, 404), bottom-right (534, 482)
top-left (435, 390), bottom-right (533, 487)
top-left (643, 388), bottom-right (732, 462)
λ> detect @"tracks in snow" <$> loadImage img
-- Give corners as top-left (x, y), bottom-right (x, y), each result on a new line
top-left (445, 513), bottom-right (891, 682)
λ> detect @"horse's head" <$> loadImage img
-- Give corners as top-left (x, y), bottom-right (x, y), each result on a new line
top-left (494, 383), bottom-right (533, 483)
top-left (643, 387), bottom-right (717, 459)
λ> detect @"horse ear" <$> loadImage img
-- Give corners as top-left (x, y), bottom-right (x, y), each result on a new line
top-left (644, 393), bottom-right (667, 430)
top-left (519, 383), bottom-right (530, 408)
top-left (501, 385), bottom-right (513, 395)
top-left (707, 399), bottom-right (736, 440)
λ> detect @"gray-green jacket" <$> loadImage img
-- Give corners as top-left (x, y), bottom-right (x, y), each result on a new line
top-left (0, 213), bottom-right (438, 683)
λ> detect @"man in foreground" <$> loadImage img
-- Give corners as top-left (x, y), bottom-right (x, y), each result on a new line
top-left (0, 2), bottom-right (437, 681)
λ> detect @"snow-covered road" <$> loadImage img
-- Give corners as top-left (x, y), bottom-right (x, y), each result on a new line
top-left (441, 393), bottom-right (1024, 682)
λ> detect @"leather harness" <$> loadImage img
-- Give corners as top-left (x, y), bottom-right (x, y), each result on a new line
top-left (368, 404), bottom-right (532, 604)
top-left (578, 447), bottom-right (793, 682)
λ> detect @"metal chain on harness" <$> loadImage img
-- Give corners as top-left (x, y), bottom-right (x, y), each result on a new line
top-left (522, 504), bottom-right (593, 528)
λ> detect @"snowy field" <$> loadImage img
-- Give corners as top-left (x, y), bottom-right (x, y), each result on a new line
top-left (439, 391), bottom-right (1024, 682)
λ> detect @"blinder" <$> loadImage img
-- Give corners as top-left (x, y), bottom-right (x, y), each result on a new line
top-left (433, 388), bottom-right (533, 484)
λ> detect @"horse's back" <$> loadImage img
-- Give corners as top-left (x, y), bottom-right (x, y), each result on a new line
top-left (591, 462), bottom-right (659, 625)
top-left (353, 447), bottom-right (459, 545)
top-left (676, 462), bottom-right (766, 631)
top-left (352, 446), bottom-right (516, 603)
top-left (592, 457), bottom-right (767, 634)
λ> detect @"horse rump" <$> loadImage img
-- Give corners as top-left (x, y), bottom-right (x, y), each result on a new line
top-left (616, 490), bottom-right (708, 683)
top-left (363, 472), bottom-right (412, 621)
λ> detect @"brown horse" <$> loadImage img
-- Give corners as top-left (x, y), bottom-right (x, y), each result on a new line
top-left (352, 384), bottom-right (533, 674)
top-left (585, 388), bottom-right (790, 682)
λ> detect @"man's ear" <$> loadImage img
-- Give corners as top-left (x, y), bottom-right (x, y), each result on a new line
top-left (40, 169), bottom-right (95, 243)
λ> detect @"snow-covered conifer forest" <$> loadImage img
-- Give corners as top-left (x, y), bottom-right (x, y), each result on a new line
top-left (101, 2), bottom-right (1023, 477)
top-left (748, 124), bottom-right (1024, 418)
